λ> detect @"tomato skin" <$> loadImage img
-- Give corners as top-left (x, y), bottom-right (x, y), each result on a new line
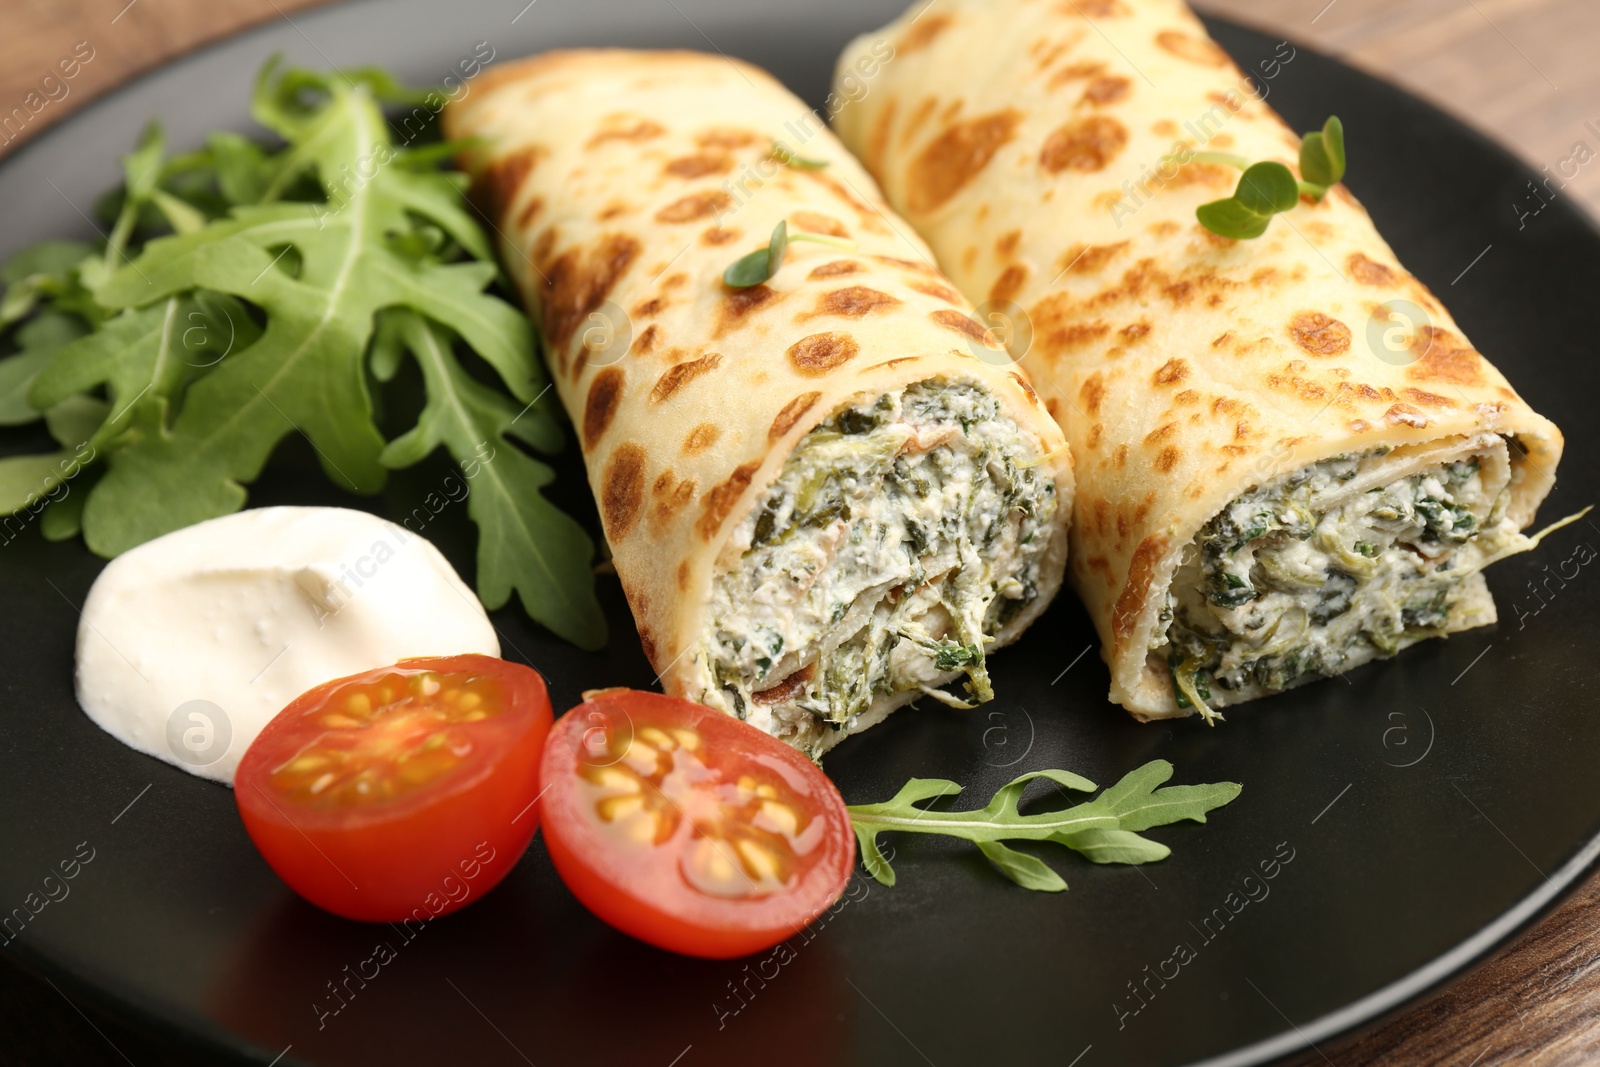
top-left (235, 655), bottom-right (551, 923)
top-left (540, 690), bottom-right (853, 959)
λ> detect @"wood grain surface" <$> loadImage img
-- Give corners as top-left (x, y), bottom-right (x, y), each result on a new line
top-left (1, 1), bottom-right (1597, 1065)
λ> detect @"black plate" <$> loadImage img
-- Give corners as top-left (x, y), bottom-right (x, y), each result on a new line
top-left (2, 3), bottom-right (1597, 1065)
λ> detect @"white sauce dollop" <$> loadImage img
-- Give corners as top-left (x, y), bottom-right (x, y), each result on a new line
top-left (75, 506), bottom-right (500, 784)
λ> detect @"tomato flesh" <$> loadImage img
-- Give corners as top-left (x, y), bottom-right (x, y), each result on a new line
top-left (541, 690), bottom-right (853, 958)
top-left (236, 655), bottom-right (551, 922)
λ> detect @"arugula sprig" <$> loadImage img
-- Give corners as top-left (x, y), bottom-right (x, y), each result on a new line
top-left (849, 760), bottom-right (1241, 892)
top-left (1190, 116), bottom-right (1346, 240)
top-left (723, 220), bottom-right (855, 289)
top-left (0, 59), bottom-right (606, 649)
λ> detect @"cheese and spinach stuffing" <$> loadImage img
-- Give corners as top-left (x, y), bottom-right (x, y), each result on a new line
top-left (700, 380), bottom-right (1058, 758)
top-left (1155, 435), bottom-right (1532, 720)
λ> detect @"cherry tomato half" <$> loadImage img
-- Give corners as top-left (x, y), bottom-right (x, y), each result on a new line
top-left (539, 690), bottom-right (853, 958)
top-left (235, 655), bottom-right (551, 922)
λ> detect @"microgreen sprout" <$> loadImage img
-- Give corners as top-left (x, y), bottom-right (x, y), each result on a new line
top-left (1183, 116), bottom-right (1346, 240)
top-left (723, 220), bottom-right (856, 289)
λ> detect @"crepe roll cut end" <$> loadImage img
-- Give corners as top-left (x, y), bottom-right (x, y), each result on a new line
top-left (834, 0), bottom-right (1565, 719)
top-left (445, 48), bottom-right (1073, 754)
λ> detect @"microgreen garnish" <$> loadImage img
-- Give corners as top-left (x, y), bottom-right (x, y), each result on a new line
top-left (1189, 115), bottom-right (1346, 240)
top-left (0, 58), bottom-right (606, 649)
top-left (768, 139), bottom-right (828, 170)
top-left (723, 221), bottom-right (856, 289)
top-left (849, 760), bottom-right (1241, 891)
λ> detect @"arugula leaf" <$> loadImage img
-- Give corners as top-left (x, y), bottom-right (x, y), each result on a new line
top-left (0, 59), bottom-right (605, 647)
top-left (849, 760), bottom-right (1241, 891)
top-left (377, 310), bottom-right (604, 649)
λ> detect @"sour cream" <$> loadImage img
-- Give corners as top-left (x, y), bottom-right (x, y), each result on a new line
top-left (75, 507), bottom-right (500, 784)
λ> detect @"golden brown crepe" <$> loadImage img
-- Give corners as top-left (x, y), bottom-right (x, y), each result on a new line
top-left (834, 0), bottom-right (1563, 720)
top-left (445, 49), bottom-right (1073, 754)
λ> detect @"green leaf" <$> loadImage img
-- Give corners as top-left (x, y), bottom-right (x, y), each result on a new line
top-left (853, 823), bottom-right (896, 886)
top-left (0, 312), bottom-right (91, 426)
top-left (79, 66), bottom-right (554, 556)
top-left (40, 479), bottom-right (91, 541)
top-left (1, 243), bottom-right (95, 329)
top-left (977, 841), bottom-right (1068, 892)
top-left (1300, 115), bottom-right (1345, 189)
top-left (2, 241), bottom-right (93, 286)
top-left (0, 452), bottom-right (76, 514)
top-left (45, 395), bottom-right (110, 447)
top-left (724, 220), bottom-right (789, 289)
top-left (377, 310), bottom-right (605, 649)
top-left (1233, 161), bottom-right (1300, 216)
top-left (848, 760), bottom-right (1241, 890)
top-left (1196, 197), bottom-right (1273, 240)
top-left (769, 140), bottom-right (829, 170)
top-left (1054, 828), bottom-right (1170, 865)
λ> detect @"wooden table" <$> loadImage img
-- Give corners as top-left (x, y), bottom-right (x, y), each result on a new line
top-left (2, 1), bottom-right (1597, 1065)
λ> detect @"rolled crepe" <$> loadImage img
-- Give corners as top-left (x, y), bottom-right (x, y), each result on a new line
top-left (834, 0), bottom-right (1564, 720)
top-left (445, 50), bottom-right (1073, 755)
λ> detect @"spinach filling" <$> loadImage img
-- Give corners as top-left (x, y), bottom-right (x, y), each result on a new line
top-left (704, 381), bottom-right (1056, 757)
top-left (1157, 445), bottom-right (1520, 718)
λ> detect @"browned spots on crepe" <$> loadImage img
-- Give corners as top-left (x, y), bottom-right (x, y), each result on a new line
top-left (633, 298), bottom-right (664, 318)
top-left (990, 264), bottom-right (1029, 304)
top-left (810, 260), bottom-right (863, 279)
top-left (656, 190), bottom-right (731, 223)
top-left (997, 230), bottom-right (1023, 257)
top-left (816, 286), bottom-right (902, 318)
top-left (1010, 372), bottom-right (1042, 406)
top-left (929, 309), bottom-right (990, 342)
top-left (587, 120), bottom-right (664, 148)
top-left (484, 146), bottom-right (544, 209)
top-left (598, 202), bottom-right (630, 221)
top-left (649, 470), bottom-right (698, 530)
top-left (582, 367), bottom-right (625, 451)
top-left (515, 195), bottom-right (544, 228)
top-left (1403, 388), bottom-right (1455, 409)
top-left (539, 233), bottom-right (641, 353)
top-left (1408, 327), bottom-right (1484, 386)
top-left (899, 12), bottom-right (954, 54)
top-left (1384, 403), bottom-right (1429, 428)
top-left (677, 560), bottom-right (691, 591)
top-left (791, 211), bottom-right (850, 238)
top-left (1121, 322), bottom-right (1152, 343)
top-left (1080, 372), bottom-right (1105, 415)
top-left (753, 665), bottom-right (815, 705)
top-left (650, 352), bottom-right (723, 405)
top-left (719, 284), bottom-right (778, 335)
top-left (1061, 241), bottom-right (1129, 274)
top-left (683, 423), bottom-right (721, 454)
top-left (1066, 0), bottom-right (1128, 15)
top-left (1041, 115), bottom-right (1128, 173)
top-left (696, 128), bottom-right (760, 149)
top-left (867, 96), bottom-right (899, 177)
top-left (1046, 61), bottom-right (1107, 90)
top-left (601, 444), bottom-right (647, 542)
top-left (787, 332), bottom-right (860, 375)
top-left (1348, 252), bottom-right (1399, 286)
top-left (664, 153), bottom-right (733, 179)
top-left (1156, 30), bottom-right (1229, 67)
top-left (1153, 358), bottom-right (1189, 386)
top-left (696, 461), bottom-right (760, 541)
top-left (770, 392), bottom-right (821, 441)
top-left (701, 226), bottom-right (741, 246)
top-left (1081, 75), bottom-right (1132, 107)
top-left (634, 324), bottom-right (660, 354)
top-left (1289, 311), bottom-right (1351, 356)
top-left (912, 280), bottom-right (962, 303)
top-left (1112, 534), bottom-right (1168, 644)
top-left (906, 110), bottom-right (1022, 214)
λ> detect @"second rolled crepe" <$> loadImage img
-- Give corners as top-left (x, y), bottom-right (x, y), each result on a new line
top-left (445, 50), bottom-right (1072, 756)
top-left (834, 0), bottom-right (1564, 720)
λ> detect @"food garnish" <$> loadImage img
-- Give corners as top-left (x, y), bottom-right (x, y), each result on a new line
top-left (538, 689), bottom-right (854, 958)
top-left (849, 760), bottom-right (1240, 892)
top-left (1190, 115), bottom-right (1346, 239)
top-left (0, 60), bottom-right (605, 648)
top-left (767, 139), bottom-right (829, 169)
top-left (235, 654), bottom-right (551, 922)
top-left (723, 220), bottom-right (856, 288)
